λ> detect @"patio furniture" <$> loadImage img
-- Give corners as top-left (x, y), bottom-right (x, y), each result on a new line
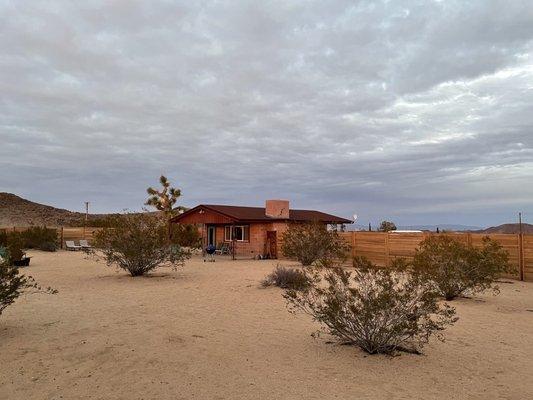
top-left (79, 240), bottom-right (92, 249)
top-left (215, 242), bottom-right (231, 255)
top-left (65, 241), bottom-right (82, 251)
top-left (13, 256), bottom-right (31, 267)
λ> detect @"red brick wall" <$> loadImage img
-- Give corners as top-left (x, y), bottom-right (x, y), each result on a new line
top-left (210, 222), bottom-right (289, 259)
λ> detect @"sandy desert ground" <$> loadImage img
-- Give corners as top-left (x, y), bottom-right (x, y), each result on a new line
top-left (1, 250), bottom-right (533, 400)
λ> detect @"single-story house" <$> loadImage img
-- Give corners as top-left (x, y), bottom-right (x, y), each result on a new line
top-left (170, 199), bottom-right (352, 259)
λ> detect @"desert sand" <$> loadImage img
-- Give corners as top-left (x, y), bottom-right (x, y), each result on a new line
top-left (1, 250), bottom-right (533, 400)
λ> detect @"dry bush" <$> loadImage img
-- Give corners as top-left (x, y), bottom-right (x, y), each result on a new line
top-left (284, 257), bottom-right (457, 355)
top-left (91, 212), bottom-right (190, 277)
top-left (0, 259), bottom-right (56, 317)
top-left (406, 235), bottom-right (511, 300)
top-left (20, 227), bottom-right (59, 251)
top-left (281, 222), bottom-right (350, 267)
top-left (261, 266), bottom-right (310, 290)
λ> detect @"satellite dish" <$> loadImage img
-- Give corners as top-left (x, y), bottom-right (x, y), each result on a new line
top-left (353, 214), bottom-right (358, 222)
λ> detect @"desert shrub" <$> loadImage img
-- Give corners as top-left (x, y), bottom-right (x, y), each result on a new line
top-left (170, 223), bottom-right (202, 248)
top-left (0, 259), bottom-right (57, 317)
top-left (0, 231), bottom-right (7, 247)
top-left (281, 222), bottom-right (350, 267)
top-left (261, 266), bottom-right (310, 290)
top-left (91, 212), bottom-right (190, 277)
top-left (39, 242), bottom-right (58, 252)
top-left (407, 235), bottom-right (511, 300)
top-left (5, 233), bottom-right (25, 263)
top-left (20, 227), bottom-right (59, 251)
top-left (284, 258), bottom-right (457, 355)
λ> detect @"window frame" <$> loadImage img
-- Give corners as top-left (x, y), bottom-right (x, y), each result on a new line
top-left (224, 225), bottom-right (249, 242)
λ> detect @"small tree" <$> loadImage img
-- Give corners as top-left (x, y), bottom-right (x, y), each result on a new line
top-left (91, 213), bottom-right (190, 277)
top-left (284, 258), bottom-right (457, 355)
top-left (145, 175), bottom-right (184, 239)
top-left (379, 221), bottom-right (397, 232)
top-left (407, 235), bottom-right (510, 300)
top-left (281, 222), bottom-right (350, 267)
top-left (0, 259), bottom-right (56, 317)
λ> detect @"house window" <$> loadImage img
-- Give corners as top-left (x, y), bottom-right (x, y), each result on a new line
top-left (224, 225), bottom-right (249, 242)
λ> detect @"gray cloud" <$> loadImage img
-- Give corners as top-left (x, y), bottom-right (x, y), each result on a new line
top-left (1, 0), bottom-right (532, 227)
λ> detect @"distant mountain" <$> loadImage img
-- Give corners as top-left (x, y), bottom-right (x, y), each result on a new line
top-left (347, 223), bottom-right (483, 232)
top-left (398, 224), bottom-right (483, 232)
top-left (0, 192), bottom-right (107, 227)
top-left (475, 223), bottom-right (533, 234)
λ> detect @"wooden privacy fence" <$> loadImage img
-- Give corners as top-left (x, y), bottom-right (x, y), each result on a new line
top-left (339, 231), bottom-right (533, 282)
top-left (0, 226), bottom-right (103, 249)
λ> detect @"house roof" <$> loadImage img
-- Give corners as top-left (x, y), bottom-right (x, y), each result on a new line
top-left (171, 204), bottom-right (352, 224)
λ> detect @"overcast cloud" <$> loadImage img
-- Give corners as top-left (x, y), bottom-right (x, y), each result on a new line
top-left (1, 0), bottom-right (532, 227)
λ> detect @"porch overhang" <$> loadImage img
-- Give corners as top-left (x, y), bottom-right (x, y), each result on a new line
top-left (170, 205), bottom-right (238, 225)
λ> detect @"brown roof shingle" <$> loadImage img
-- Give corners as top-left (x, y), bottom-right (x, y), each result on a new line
top-left (172, 204), bottom-right (352, 224)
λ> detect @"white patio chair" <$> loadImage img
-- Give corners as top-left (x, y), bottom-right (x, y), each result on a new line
top-left (65, 241), bottom-right (82, 251)
top-left (79, 240), bottom-right (92, 249)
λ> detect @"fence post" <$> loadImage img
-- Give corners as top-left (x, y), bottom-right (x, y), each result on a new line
top-left (60, 227), bottom-right (64, 249)
top-left (352, 232), bottom-right (356, 259)
top-left (518, 233), bottom-right (524, 281)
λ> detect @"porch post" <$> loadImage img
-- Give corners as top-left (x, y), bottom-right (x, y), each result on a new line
top-left (232, 223), bottom-right (236, 260)
top-left (202, 223), bottom-right (206, 258)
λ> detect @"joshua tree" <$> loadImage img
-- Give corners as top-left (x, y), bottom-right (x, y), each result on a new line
top-left (145, 175), bottom-right (182, 239)
top-left (145, 175), bottom-right (182, 218)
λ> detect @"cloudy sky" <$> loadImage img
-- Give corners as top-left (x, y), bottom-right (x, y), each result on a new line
top-left (1, 0), bottom-right (532, 227)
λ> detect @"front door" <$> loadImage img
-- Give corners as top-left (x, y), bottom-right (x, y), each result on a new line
top-left (207, 226), bottom-right (216, 247)
top-left (266, 231), bottom-right (277, 259)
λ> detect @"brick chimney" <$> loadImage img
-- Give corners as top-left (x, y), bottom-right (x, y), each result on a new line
top-left (265, 199), bottom-right (290, 219)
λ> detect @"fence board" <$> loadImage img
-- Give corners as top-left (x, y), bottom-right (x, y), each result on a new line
top-left (341, 231), bottom-right (530, 281)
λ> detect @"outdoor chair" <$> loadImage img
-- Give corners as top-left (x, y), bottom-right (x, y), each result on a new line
top-left (79, 240), bottom-right (92, 249)
top-left (65, 241), bottom-right (82, 251)
top-left (215, 242), bottom-right (231, 255)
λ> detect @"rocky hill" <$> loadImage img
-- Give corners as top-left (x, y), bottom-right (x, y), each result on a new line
top-left (475, 223), bottom-right (533, 234)
top-left (0, 192), bottom-right (106, 227)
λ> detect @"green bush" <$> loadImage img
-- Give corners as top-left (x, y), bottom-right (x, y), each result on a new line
top-left (20, 227), bottom-right (59, 251)
top-left (405, 235), bottom-right (511, 300)
top-left (91, 212), bottom-right (190, 277)
top-left (0, 259), bottom-right (57, 317)
top-left (261, 266), bottom-right (310, 290)
top-left (284, 258), bottom-right (457, 355)
top-left (0, 231), bottom-right (8, 247)
top-left (5, 233), bottom-right (25, 263)
top-left (170, 223), bottom-right (202, 248)
top-left (281, 222), bottom-right (350, 267)
top-left (39, 242), bottom-right (58, 252)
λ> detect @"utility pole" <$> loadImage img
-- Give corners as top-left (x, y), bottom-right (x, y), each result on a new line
top-left (84, 202), bottom-right (89, 238)
top-left (85, 202), bottom-right (90, 223)
top-left (519, 212), bottom-right (524, 281)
